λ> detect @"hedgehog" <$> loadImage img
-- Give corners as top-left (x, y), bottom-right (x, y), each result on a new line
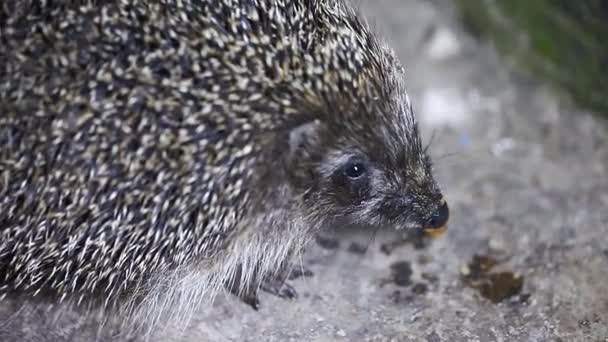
top-left (0, 0), bottom-right (450, 339)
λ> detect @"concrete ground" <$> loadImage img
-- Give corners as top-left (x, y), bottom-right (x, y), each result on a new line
top-left (189, 1), bottom-right (608, 341)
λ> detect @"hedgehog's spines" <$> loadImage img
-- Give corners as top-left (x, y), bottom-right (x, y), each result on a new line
top-left (0, 0), bottom-right (424, 337)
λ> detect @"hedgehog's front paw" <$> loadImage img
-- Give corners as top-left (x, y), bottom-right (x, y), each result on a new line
top-left (230, 279), bottom-right (262, 310)
top-left (260, 276), bottom-right (298, 300)
top-left (239, 289), bottom-right (261, 310)
top-left (227, 264), bottom-right (263, 310)
top-left (260, 264), bottom-right (313, 300)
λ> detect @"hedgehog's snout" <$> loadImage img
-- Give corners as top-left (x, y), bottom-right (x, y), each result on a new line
top-left (425, 200), bottom-right (449, 229)
top-left (423, 198), bottom-right (449, 237)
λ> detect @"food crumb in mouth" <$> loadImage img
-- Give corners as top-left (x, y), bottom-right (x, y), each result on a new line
top-left (423, 225), bottom-right (447, 238)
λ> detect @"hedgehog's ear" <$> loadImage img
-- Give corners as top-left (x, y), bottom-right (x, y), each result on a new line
top-left (285, 120), bottom-right (323, 188)
top-left (288, 119), bottom-right (322, 155)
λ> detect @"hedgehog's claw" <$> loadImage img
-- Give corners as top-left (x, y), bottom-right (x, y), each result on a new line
top-left (241, 291), bottom-right (261, 310)
top-left (260, 264), bottom-right (313, 299)
top-left (287, 265), bottom-right (314, 280)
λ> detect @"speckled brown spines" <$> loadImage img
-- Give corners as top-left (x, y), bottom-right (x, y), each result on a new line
top-left (0, 0), bottom-right (426, 335)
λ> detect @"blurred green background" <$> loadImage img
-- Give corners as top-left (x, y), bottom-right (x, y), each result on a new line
top-left (454, 0), bottom-right (608, 116)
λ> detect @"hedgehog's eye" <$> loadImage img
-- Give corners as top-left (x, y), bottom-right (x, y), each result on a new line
top-left (343, 162), bottom-right (367, 179)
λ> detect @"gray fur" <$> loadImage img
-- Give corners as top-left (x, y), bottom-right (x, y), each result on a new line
top-left (0, 0), bottom-right (445, 340)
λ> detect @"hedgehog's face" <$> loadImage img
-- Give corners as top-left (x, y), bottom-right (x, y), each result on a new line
top-left (289, 120), bottom-right (449, 233)
top-left (285, 38), bottom-right (449, 232)
top-left (313, 146), bottom-right (448, 233)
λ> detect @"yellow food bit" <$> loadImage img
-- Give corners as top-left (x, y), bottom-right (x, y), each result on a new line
top-left (424, 226), bottom-right (447, 238)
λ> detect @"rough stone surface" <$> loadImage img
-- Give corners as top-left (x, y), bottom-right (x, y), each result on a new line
top-left (185, 1), bottom-right (608, 341)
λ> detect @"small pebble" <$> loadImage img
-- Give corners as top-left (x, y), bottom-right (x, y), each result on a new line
top-left (347, 242), bottom-right (368, 254)
top-left (513, 293), bottom-right (531, 306)
top-left (390, 261), bottom-right (413, 287)
top-left (312, 294), bottom-right (325, 302)
top-left (426, 332), bottom-right (441, 342)
top-left (417, 254), bottom-right (432, 264)
top-left (460, 264), bottom-right (471, 276)
top-left (488, 238), bottom-right (508, 254)
top-left (390, 290), bottom-right (401, 304)
top-left (422, 272), bottom-right (439, 283)
top-left (380, 242), bottom-right (396, 255)
top-left (491, 137), bottom-right (516, 157)
top-left (470, 254), bottom-right (497, 274)
top-left (315, 235), bottom-right (340, 250)
top-left (412, 283), bottom-right (428, 295)
top-left (336, 329), bottom-right (346, 337)
top-left (390, 290), bottom-right (413, 305)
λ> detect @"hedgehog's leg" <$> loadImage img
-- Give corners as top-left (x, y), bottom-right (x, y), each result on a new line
top-left (238, 288), bottom-right (261, 310)
top-left (228, 264), bottom-right (262, 310)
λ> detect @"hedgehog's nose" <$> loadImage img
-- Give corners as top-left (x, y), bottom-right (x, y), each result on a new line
top-left (425, 200), bottom-right (449, 230)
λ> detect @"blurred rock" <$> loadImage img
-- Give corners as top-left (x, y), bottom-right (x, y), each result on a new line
top-left (426, 26), bottom-right (462, 61)
top-left (420, 87), bottom-right (470, 127)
